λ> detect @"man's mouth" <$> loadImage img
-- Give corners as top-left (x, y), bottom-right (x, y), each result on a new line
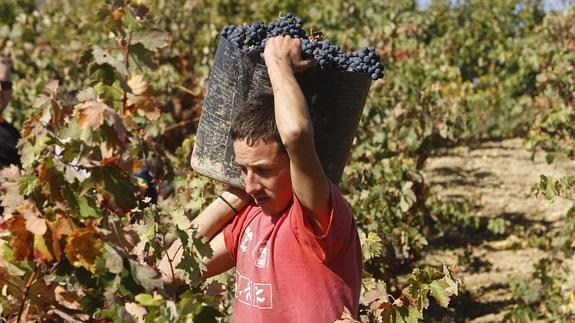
top-left (254, 196), bottom-right (270, 206)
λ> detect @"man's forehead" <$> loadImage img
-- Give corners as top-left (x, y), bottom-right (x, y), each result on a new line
top-left (233, 139), bottom-right (284, 165)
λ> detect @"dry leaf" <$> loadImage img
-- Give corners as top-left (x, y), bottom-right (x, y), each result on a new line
top-left (25, 215), bottom-right (47, 236)
top-left (77, 100), bottom-right (109, 130)
top-left (128, 75), bottom-right (148, 95)
top-left (64, 226), bottom-right (103, 273)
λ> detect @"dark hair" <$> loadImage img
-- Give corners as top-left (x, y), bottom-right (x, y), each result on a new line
top-left (230, 93), bottom-right (286, 152)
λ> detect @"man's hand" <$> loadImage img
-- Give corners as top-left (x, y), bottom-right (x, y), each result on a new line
top-left (263, 36), bottom-right (315, 73)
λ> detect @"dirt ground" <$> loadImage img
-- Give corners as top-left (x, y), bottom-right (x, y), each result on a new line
top-left (421, 138), bottom-right (575, 322)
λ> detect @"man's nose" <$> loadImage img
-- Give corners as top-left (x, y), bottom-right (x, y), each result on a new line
top-left (244, 172), bottom-right (262, 195)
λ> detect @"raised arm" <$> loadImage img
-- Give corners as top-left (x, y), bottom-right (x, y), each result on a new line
top-left (263, 36), bottom-right (331, 234)
top-left (158, 187), bottom-right (249, 282)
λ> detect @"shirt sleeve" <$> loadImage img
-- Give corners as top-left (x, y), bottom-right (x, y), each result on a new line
top-left (223, 204), bottom-right (255, 262)
top-left (289, 181), bottom-right (356, 262)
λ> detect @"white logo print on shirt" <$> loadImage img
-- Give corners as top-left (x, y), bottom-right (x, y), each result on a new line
top-left (254, 239), bottom-right (269, 268)
top-left (236, 271), bottom-right (273, 309)
top-left (240, 227), bottom-right (253, 253)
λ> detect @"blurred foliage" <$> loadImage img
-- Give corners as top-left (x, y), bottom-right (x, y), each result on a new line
top-left (0, 0), bottom-right (573, 321)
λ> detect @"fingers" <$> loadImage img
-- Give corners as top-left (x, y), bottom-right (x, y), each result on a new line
top-left (264, 36), bottom-right (307, 69)
top-left (293, 59), bottom-right (316, 73)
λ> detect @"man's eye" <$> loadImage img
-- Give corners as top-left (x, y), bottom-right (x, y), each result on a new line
top-left (258, 168), bottom-right (272, 176)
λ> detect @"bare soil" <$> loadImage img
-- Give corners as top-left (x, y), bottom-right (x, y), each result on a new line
top-left (421, 138), bottom-right (575, 322)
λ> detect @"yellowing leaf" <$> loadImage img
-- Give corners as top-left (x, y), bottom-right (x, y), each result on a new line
top-left (48, 215), bottom-right (76, 261)
top-left (25, 215), bottom-right (47, 236)
top-left (77, 101), bottom-right (109, 130)
top-left (128, 75), bottom-right (148, 95)
top-left (46, 80), bottom-right (59, 96)
top-left (0, 215), bottom-right (33, 261)
top-left (0, 165), bottom-right (25, 216)
top-left (33, 234), bottom-right (53, 263)
top-left (64, 226), bottom-right (103, 273)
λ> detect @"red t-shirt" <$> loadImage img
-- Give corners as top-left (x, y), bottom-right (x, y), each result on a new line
top-left (223, 182), bottom-right (362, 322)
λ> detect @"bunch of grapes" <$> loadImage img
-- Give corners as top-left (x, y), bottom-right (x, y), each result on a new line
top-left (266, 12), bottom-right (306, 38)
top-left (220, 13), bottom-right (384, 80)
top-left (220, 21), bottom-right (268, 53)
top-left (301, 39), bottom-right (343, 70)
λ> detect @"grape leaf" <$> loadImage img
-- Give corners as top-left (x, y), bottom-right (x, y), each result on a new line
top-left (33, 234), bottom-right (54, 263)
top-left (77, 195), bottom-right (99, 218)
top-left (25, 215), bottom-right (47, 235)
top-left (122, 8), bottom-right (142, 32)
top-left (128, 75), bottom-right (148, 95)
top-left (128, 259), bottom-right (163, 290)
top-left (92, 45), bottom-right (128, 76)
top-left (0, 215), bottom-right (33, 261)
top-left (360, 231), bottom-right (382, 261)
top-left (64, 226), bottom-right (103, 273)
top-left (103, 244), bottom-right (123, 274)
top-left (131, 30), bottom-right (167, 51)
top-left (77, 100), bottom-right (109, 130)
top-left (0, 165), bottom-right (25, 216)
top-left (429, 279), bottom-right (451, 308)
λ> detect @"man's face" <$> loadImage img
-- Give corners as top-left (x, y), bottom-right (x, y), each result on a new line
top-left (233, 138), bottom-right (293, 216)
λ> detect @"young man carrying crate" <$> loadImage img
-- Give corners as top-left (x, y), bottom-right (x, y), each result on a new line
top-left (160, 36), bottom-right (362, 322)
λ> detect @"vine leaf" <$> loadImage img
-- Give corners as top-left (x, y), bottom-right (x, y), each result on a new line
top-left (77, 101), bottom-right (108, 130)
top-left (128, 75), bottom-right (148, 95)
top-left (429, 279), bottom-right (451, 307)
top-left (103, 244), bottom-right (123, 274)
top-left (0, 165), bottom-right (25, 216)
top-left (128, 259), bottom-right (163, 290)
top-left (25, 215), bottom-right (47, 235)
top-left (131, 30), bottom-right (167, 51)
top-left (92, 45), bottom-right (128, 76)
top-left (33, 234), bottom-right (54, 263)
top-left (0, 215), bottom-right (33, 261)
top-left (64, 226), bottom-right (103, 273)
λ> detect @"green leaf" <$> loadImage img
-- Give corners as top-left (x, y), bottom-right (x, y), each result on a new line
top-left (129, 259), bottom-right (163, 290)
top-left (405, 306), bottom-right (423, 323)
top-left (78, 195), bottom-right (99, 218)
top-left (98, 167), bottom-right (137, 212)
top-left (92, 45), bottom-right (128, 76)
top-left (123, 8), bottom-right (142, 32)
top-left (429, 279), bottom-right (451, 308)
top-left (131, 30), bottom-right (167, 51)
top-left (19, 175), bottom-right (38, 196)
top-left (128, 43), bottom-right (156, 69)
top-left (135, 293), bottom-right (162, 307)
top-left (103, 244), bottom-right (123, 274)
top-left (172, 209), bottom-right (191, 230)
top-left (360, 231), bottom-right (383, 261)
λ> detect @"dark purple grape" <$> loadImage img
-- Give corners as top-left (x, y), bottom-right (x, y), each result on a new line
top-left (218, 13), bottom-right (384, 79)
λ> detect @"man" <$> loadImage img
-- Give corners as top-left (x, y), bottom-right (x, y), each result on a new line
top-left (160, 36), bottom-right (362, 322)
top-left (0, 57), bottom-right (20, 168)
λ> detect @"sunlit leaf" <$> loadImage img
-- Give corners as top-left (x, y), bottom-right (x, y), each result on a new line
top-left (131, 30), bottom-right (167, 51)
top-left (64, 226), bottom-right (103, 273)
top-left (92, 45), bottom-right (128, 76)
top-left (0, 215), bottom-right (32, 261)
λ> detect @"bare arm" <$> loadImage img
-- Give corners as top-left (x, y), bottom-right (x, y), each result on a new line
top-left (159, 187), bottom-right (249, 282)
top-left (202, 231), bottom-right (235, 278)
top-left (263, 36), bottom-right (331, 234)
